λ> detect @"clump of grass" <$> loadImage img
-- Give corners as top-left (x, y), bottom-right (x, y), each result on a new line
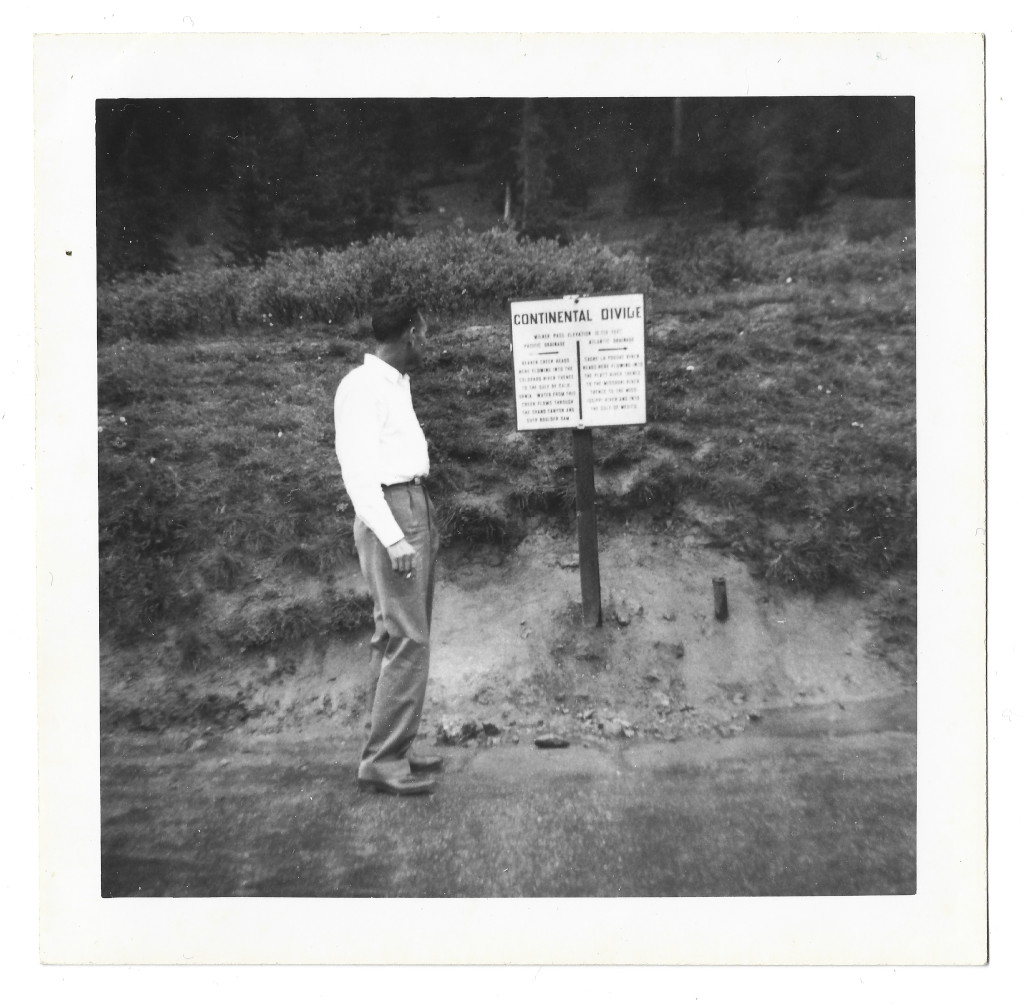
top-left (760, 536), bottom-right (861, 592)
top-left (97, 370), bottom-right (141, 408)
top-left (227, 588), bottom-right (371, 651)
top-left (713, 348), bottom-right (750, 371)
top-left (752, 469), bottom-right (812, 517)
top-left (595, 429), bottom-right (644, 470)
top-left (177, 626), bottom-right (209, 672)
top-left (493, 433), bottom-right (534, 470)
top-left (436, 495), bottom-right (519, 547)
top-left (276, 543), bottom-right (325, 576)
top-left (644, 425), bottom-right (696, 452)
top-left (334, 589), bottom-right (376, 634)
top-left (610, 459), bottom-right (681, 514)
top-left (199, 547), bottom-right (246, 591)
top-left (506, 479), bottom-right (575, 519)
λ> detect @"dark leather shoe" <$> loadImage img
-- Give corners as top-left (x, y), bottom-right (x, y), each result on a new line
top-left (358, 774), bottom-right (436, 796)
top-left (409, 754), bottom-right (443, 774)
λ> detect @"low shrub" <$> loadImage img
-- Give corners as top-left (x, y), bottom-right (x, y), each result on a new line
top-left (98, 229), bottom-right (653, 342)
top-left (756, 484), bottom-right (916, 592)
top-left (642, 221), bottom-right (914, 292)
top-left (98, 266), bottom-right (250, 342)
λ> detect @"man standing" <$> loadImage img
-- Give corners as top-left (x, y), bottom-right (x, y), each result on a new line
top-left (334, 299), bottom-right (442, 796)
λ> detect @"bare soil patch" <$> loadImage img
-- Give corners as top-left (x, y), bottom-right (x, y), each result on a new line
top-left (101, 522), bottom-right (912, 749)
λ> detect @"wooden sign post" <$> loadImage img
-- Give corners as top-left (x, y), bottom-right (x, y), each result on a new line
top-left (572, 426), bottom-right (602, 626)
top-left (509, 293), bottom-right (647, 628)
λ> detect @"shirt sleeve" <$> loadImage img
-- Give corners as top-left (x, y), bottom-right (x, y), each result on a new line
top-left (334, 374), bottom-right (406, 548)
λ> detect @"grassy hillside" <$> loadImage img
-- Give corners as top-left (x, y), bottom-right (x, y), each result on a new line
top-left (98, 193), bottom-right (916, 708)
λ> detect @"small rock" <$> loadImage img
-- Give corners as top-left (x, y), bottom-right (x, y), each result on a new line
top-left (732, 692), bottom-right (746, 705)
top-left (187, 738), bottom-right (208, 753)
top-left (557, 555), bottom-right (579, 570)
top-left (535, 734), bottom-right (570, 749)
top-left (481, 721), bottom-right (502, 737)
top-left (661, 612), bottom-right (677, 622)
top-left (645, 671), bottom-right (662, 683)
top-left (652, 691), bottom-right (672, 709)
top-left (436, 716), bottom-right (480, 745)
top-left (599, 717), bottom-right (635, 739)
top-left (609, 593), bottom-right (642, 627)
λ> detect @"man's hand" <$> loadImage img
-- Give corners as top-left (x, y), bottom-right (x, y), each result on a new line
top-left (386, 537), bottom-right (417, 575)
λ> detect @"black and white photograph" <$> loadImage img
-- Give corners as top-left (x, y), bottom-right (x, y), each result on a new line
top-left (94, 92), bottom-right (920, 897)
top-left (33, 31), bottom-right (987, 967)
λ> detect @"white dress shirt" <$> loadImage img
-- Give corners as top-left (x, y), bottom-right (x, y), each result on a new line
top-left (334, 354), bottom-right (430, 547)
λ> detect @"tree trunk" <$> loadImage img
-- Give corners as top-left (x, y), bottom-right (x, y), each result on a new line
top-left (519, 98), bottom-right (533, 230)
top-left (668, 97), bottom-right (684, 188)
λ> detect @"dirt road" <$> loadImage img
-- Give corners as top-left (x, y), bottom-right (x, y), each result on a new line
top-left (101, 692), bottom-right (914, 898)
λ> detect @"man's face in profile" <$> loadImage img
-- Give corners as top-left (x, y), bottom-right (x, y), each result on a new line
top-left (407, 310), bottom-right (429, 371)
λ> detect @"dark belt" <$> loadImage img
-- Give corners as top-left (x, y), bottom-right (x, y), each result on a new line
top-left (381, 476), bottom-right (427, 490)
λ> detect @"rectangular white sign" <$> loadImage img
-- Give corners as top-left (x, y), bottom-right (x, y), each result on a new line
top-left (510, 293), bottom-right (647, 430)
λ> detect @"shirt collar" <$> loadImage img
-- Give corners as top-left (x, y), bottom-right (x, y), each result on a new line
top-left (363, 353), bottom-right (408, 385)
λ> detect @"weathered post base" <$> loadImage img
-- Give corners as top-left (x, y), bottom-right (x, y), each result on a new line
top-left (713, 576), bottom-right (729, 622)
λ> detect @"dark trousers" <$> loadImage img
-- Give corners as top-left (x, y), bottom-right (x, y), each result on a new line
top-left (353, 484), bottom-right (440, 780)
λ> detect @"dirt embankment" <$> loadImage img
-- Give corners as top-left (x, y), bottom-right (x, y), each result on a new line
top-left (101, 521), bottom-right (913, 747)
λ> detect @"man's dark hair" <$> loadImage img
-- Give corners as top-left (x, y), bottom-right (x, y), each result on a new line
top-left (370, 298), bottom-right (421, 341)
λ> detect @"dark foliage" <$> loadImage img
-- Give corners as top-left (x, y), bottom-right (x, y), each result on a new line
top-left (96, 96), bottom-right (914, 279)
